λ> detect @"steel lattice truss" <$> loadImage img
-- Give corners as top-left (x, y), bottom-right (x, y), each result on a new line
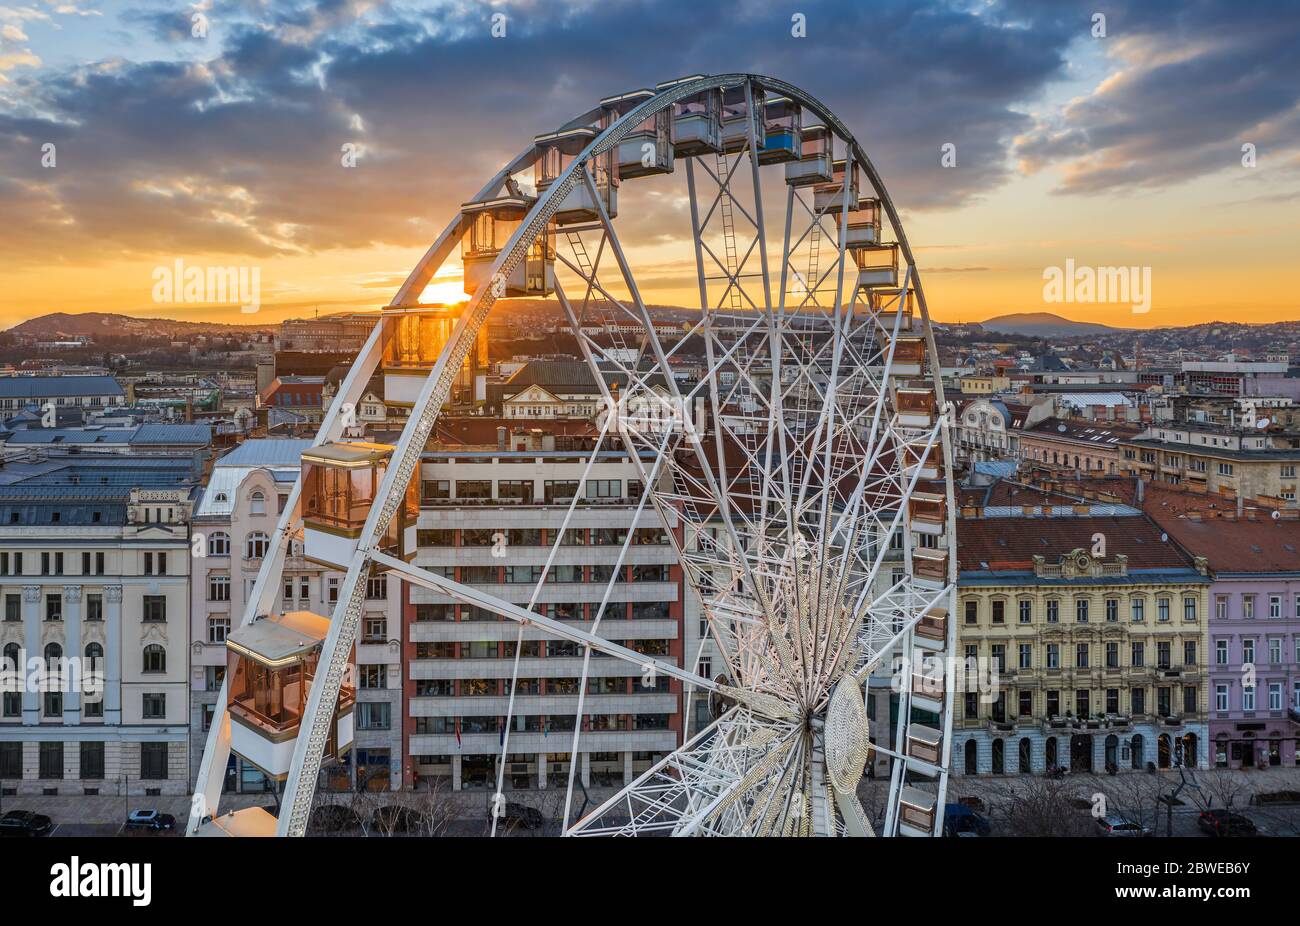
top-left (189, 73), bottom-right (958, 839)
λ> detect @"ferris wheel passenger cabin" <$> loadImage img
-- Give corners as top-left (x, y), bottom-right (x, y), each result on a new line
top-left (600, 89), bottom-right (675, 179)
top-left (757, 95), bottom-right (801, 165)
top-left (654, 76), bottom-right (723, 157)
top-left (300, 441), bottom-right (418, 571)
top-left (855, 242), bottom-right (900, 289)
top-left (534, 127), bottom-right (619, 225)
top-left (839, 197), bottom-right (881, 248)
top-left (460, 195), bottom-right (556, 297)
top-left (785, 125), bottom-right (833, 186)
top-left (720, 83), bottom-right (766, 154)
top-left (224, 610), bottom-right (355, 786)
top-left (813, 158), bottom-right (859, 214)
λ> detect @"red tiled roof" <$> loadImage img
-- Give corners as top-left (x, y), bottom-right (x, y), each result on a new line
top-left (957, 515), bottom-right (1194, 572)
top-left (1144, 511), bottom-right (1300, 573)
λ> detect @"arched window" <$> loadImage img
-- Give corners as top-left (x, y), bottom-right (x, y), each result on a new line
top-left (84, 642), bottom-right (103, 663)
top-left (245, 532), bottom-right (270, 559)
top-left (1131, 734), bottom-right (1145, 770)
top-left (991, 738), bottom-right (1005, 774)
top-left (208, 531), bottom-right (231, 557)
top-left (250, 491), bottom-right (266, 515)
top-left (142, 644), bottom-right (166, 673)
top-left (44, 642), bottom-right (62, 667)
top-left (1018, 737), bottom-right (1032, 772)
top-left (2, 642), bottom-right (19, 671)
top-left (1045, 736), bottom-right (1058, 769)
top-left (964, 739), bottom-right (977, 775)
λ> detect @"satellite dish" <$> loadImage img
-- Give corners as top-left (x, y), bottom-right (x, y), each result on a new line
top-left (1273, 510), bottom-right (1281, 520)
top-left (1160, 532), bottom-right (1168, 542)
top-left (1258, 418), bottom-right (1271, 428)
top-left (1058, 424), bottom-right (1067, 432)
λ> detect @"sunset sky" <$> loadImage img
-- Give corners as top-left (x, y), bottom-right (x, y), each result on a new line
top-left (1, 0), bottom-right (1298, 331)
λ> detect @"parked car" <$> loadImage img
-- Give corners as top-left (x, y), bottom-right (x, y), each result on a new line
top-left (496, 802), bottom-right (544, 831)
top-left (0, 810), bottom-right (53, 837)
top-left (370, 805), bottom-right (429, 835)
top-left (308, 804), bottom-right (363, 835)
top-left (123, 809), bottom-right (176, 832)
top-left (1198, 809), bottom-right (1257, 837)
top-left (1095, 814), bottom-right (1152, 837)
top-left (943, 803), bottom-right (990, 837)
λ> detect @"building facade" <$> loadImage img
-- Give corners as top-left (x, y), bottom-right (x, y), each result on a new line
top-left (954, 508), bottom-right (1211, 776)
top-left (405, 434), bottom-right (688, 793)
top-left (0, 484), bottom-right (193, 797)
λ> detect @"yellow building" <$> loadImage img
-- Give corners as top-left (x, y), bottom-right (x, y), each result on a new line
top-left (954, 506), bottom-right (1210, 776)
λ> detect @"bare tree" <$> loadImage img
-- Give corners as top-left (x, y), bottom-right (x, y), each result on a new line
top-left (983, 777), bottom-right (1094, 837)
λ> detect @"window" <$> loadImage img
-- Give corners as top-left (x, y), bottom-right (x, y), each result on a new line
top-left (1131, 688), bottom-right (1145, 715)
top-left (1018, 600), bottom-right (1032, 624)
top-left (250, 491), bottom-right (266, 515)
top-left (1046, 644), bottom-right (1059, 669)
top-left (1106, 641), bottom-right (1119, 668)
top-left (1156, 598), bottom-right (1170, 622)
top-left (963, 600), bottom-right (977, 625)
top-left (455, 480), bottom-right (492, 499)
top-left (363, 616), bottom-right (387, 642)
top-left (208, 574), bottom-right (230, 601)
top-left (80, 742), bottom-right (104, 780)
top-left (208, 532), bottom-right (230, 556)
top-left (991, 600), bottom-right (1005, 624)
top-left (356, 702), bottom-right (391, 730)
top-left (141, 693), bottom-right (166, 719)
top-left (1131, 598), bottom-right (1145, 622)
top-left (497, 480), bottom-right (533, 503)
top-left (1183, 685), bottom-right (1197, 715)
top-left (1215, 639), bottom-right (1228, 665)
top-left (1046, 599), bottom-right (1059, 623)
top-left (1046, 690), bottom-right (1060, 717)
top-left (1105, 599), bottom-right (1118, 623)
top-left (585, 479), bottom-right (621, 499)
top-left (1269, 638), bottom-right (1281, 664)
top-left (39, 742), bottom-right (63, 780)
top-left (0, 742), bottom-right (21, 777)
top-left (1215, 684), bottom-right (1229, 713)
top-left (86, 594), bottom-right (102, 622)
top-left (1018, 644), bottom-right (1032, 670)
top-left (1131, 641), bottom-right (1145, 667)
top-left (45, 594), bottom-right (62, 622)
top-left (245, 532), bottom-right (270, 559)
top-left (1183, 597), bottom-right (1197, 621)
top-left (1018, 690), bottom-right (1033, 716)
top-left (1242, 686), bottom-right (1255, 712)
top-left (1076, 643), bottom-right (1089, 668)
top-left (140, 742), bottom-right (168, 780)
top-left (1269, 683), bottom-right (1283, 712)
top-left (327, 577), bottom-right (340, 603)
top-left (142, 596), bottom-right (166, 623)
top-left (422, 480), bottom-right (451, 501)
top-left (1270, 595), bottom-right (1283, 619)
top-left (1243, 638), bottom-right (1256, 665)
top-left (543, 480), bottom-right (579, 503)
top-left (208, 617), bottom-right (230, 644)
top-left (1157, 641), bottom-right (1171, 669)
top-left (1243, 596), bottom-right (1256, 620)
top-left (359, 665), bottom-right (386, 689)
top-left (1216, 596), bottom-right (1229, 620)
top-left (3, 594), bottom-right (18, 622)
top-left (142, 644), bottom-right (166, 673)
top-left (1075, 598), bottom-right (1089, 623)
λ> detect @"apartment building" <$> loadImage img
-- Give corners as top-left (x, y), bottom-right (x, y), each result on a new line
top-left (954, 504), bottom-right (1211, 776)
top-left (189, 438), bottom-right (404, 793)
top-left (1145, 510), bottom-right (1300, 768)
top-left (405, 427), bottom-right (688, 793)
top-left (0, 481), bottom-right (195, 797)
top-left (1119, 422), bottom-right (1300, 504)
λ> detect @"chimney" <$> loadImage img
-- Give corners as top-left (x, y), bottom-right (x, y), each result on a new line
top-left (1237, 494), bottom-right (1244, 517)
top-left (1136, 478), bottom-right (1145, 503)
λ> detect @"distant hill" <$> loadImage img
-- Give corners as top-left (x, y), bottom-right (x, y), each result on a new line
top-left (9, 312), bottom-right (277, 339)
top-left (978, 312), bottom-right (1125, 338)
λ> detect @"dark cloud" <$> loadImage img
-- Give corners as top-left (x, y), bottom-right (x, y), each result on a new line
top-left (2, 0), bottom-right (1290, 274)
top-left (1007, 0), bottom-right (1300, 193)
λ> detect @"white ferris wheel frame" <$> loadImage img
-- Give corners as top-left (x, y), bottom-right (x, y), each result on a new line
top-left (188, 73), bottom-right (959, 838)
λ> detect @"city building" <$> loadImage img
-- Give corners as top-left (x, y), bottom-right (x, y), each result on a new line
top-left (1143, 510), bottom-right (1300, 768)
top-left (1119, 422), bottom-right (1300, 504)
top-left (0, 479), bottom-right (197, 798)
top-left (405, 424), bottom-right (689, 793)
top-left (954, 502), bottom-right (1211, 776)
top-left (0, 375), bottom-right (125, 415)
top-left (1018, 417), bottom-right (1143, 476)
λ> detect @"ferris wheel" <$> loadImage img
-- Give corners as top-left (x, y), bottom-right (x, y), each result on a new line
top-left (189, 73), bottom-right (957, 838)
